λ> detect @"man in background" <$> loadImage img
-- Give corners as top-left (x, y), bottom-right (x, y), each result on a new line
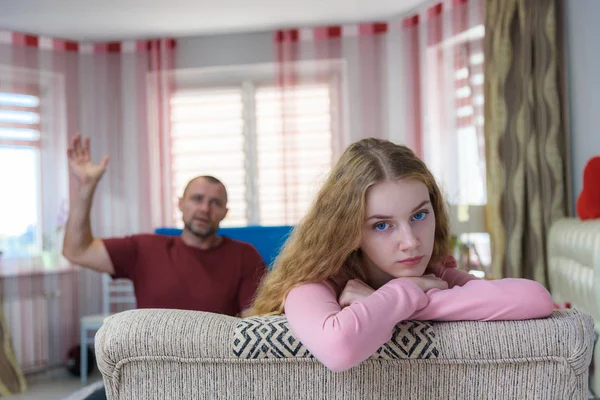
top-left (62, 134), bottom-right (267, 316)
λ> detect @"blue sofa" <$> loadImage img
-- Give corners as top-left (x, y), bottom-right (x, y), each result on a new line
top-left (155, 226), bottom-right (293, 269)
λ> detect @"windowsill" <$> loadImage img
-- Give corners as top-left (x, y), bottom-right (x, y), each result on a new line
top-left (0, 255), bottom-right (74, 278)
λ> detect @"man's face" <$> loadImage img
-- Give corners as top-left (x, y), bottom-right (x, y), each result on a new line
top-left (178, 178), bottom-right (228, 238)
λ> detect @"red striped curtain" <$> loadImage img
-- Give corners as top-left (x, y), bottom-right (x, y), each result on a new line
top-left (0, 32), bottom-right (175, 380)
top-left (418, 0), bottom-right (486, 207)
top-left (271, 0), bottom-right (487, 261)
top-left (272, 22), bottom-right (419, 223)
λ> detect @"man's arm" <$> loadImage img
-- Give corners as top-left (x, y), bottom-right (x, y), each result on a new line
top-left (62, 182), bottom-right (114, 274)
top-left (61, 134), bottom-right (114, 275)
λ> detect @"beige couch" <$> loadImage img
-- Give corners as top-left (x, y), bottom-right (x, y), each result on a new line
top-left (548, 217), bottom-right (600, 395)
top-left (95, 308), bottom-right (594, 399)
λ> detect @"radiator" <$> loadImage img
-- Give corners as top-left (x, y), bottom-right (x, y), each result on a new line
top-left (3, 292), bottom-right (49, 372)
top-left (1, 270), bottom-right (80, 374)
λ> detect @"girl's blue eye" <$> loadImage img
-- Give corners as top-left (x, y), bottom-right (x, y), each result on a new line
top-left (412, 212), bottom-right (426, 221)
top-left (374, 222), bottom-right (389, 231)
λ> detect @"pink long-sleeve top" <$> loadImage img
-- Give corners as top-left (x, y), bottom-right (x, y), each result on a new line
top-left (284, 262), bottom-right (554, 372)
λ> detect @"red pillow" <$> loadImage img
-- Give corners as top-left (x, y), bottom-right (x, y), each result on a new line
top-left (577, 156), bottom-right (600, 220)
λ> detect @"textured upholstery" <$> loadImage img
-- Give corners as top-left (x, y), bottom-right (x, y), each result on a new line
top-left (96, 308), bottom-right (594, 399)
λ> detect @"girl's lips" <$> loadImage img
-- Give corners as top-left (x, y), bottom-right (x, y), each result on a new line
top-left (398, 256), bottom-right (424, 266)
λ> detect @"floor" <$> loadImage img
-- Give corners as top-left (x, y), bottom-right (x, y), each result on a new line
top-left (5, 369), bottom-right (103, 400)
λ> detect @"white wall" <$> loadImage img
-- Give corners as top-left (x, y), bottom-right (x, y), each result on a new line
top-left (564, 0), bottom-right (600, 210)
top-left (177, 32), bottom-right (274, 70)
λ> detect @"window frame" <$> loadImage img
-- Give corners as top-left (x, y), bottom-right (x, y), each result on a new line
top-left (0, 80), bottom-right (44, 262)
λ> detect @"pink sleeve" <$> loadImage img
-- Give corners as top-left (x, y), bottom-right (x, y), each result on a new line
top-left (409, 278), bottom-right (554, 321)
top-left (284, 279), bottom-right (429, 372)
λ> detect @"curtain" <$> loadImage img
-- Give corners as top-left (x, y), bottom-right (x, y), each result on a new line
top-left (272, 21), bottom-right (424, 222)
top-left (483, 0), bottom-right (570, 283)
top-left (76, 39), bottom-right (176, 315)
top-left (275, 23), bottom-right (420, 155)
top-left (418, 0), bottom-right (486, 209)
top-left (271, 1), bottom-right (489, 250)
top-left (0, 32), bottom-right (175, 379)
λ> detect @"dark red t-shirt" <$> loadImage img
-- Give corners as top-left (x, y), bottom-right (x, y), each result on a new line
top-left (103, 234), bottom-right (267, 316)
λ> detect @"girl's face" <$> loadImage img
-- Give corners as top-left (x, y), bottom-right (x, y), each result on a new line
top-left (359, 178), bottom-right (436, 288)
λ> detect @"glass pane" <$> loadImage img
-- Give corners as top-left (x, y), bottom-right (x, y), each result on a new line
top-left (0, 146), bottom-right (41, 258)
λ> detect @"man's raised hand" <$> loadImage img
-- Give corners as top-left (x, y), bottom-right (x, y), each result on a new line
top-left (67, 134), bottom-right (109, 186)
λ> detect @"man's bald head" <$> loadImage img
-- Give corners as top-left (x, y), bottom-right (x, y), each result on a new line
top-left (182, 175), bottom-right (228, 203)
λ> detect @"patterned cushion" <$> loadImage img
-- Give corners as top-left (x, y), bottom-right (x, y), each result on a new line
top-left (232, 316), bottom-right (438, 360)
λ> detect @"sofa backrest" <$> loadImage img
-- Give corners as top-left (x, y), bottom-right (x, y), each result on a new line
top-left (95, 308), bottom-right (595, 400)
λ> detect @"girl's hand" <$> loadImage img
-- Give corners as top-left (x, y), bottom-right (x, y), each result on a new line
top-left (338, 279), bottom-right (375, 307)
top-left (402, 274), bottom-right (448, 292)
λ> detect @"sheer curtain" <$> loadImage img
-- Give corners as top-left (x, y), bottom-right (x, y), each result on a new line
top-left (0, 33), bottom-right (174, 376)
top-left (272, 4), bottom-right (485, 233)
top-left (76, 38), bottom-right (175, 318)
top-left (0, 33), bottom-right (77, 382)
top-left (272, 21), bottom-right (425, 221)
top-left (416, 0), bottom-right (486, 207)
top-left (275, 23), bottom-right (403, 155)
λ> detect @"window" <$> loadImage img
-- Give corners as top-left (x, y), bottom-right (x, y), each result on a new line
top-left (424, 24), bottom-right (486, 206)
top-left (453, 28), bottom-right (486, 206)
top-left (450, 27), bottom-right (490, 268)
top-left (170, 88), bottom-right (247, 226)
top-left (169, 81), bottom-right (334, 227)
top-left (0, 88), bottom-right (42, 258)
top-left (423, 24), bottom-right (491, 269)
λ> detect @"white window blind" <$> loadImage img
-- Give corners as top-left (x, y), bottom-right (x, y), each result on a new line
top-left (170, 88), bottom-right (248, 227)
top-left (0, 90), bottom-right (40, 141)
top-left (169, 82), bottom-right (334, 227)
top-left (255, 84), bottom-right (332, 225)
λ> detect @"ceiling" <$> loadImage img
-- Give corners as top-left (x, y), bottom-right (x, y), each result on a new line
top-left (0, 0), bottom-right (426, 42)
